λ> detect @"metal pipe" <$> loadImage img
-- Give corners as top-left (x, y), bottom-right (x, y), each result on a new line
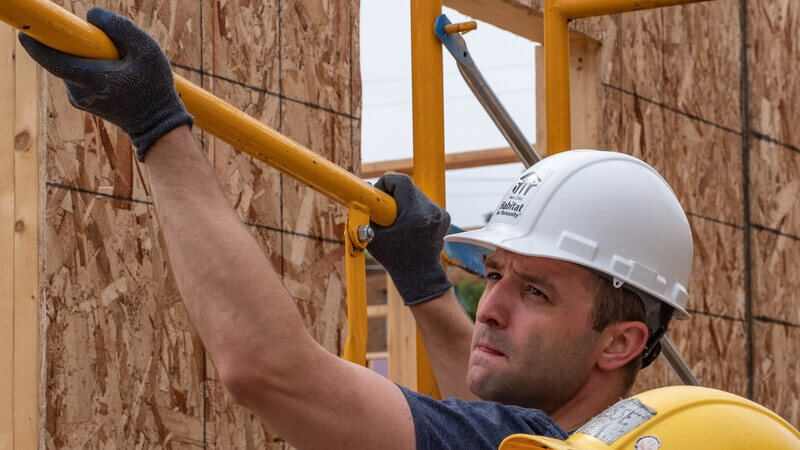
top-left (554, 0), bottom-right (711, 19)
top-left (410, 0), bottom-right (444, 399)
top-left (544, 0), bottom-right (572, 155)
top-left (661, 336), bottom-right (701, 386)
top-left (0, 0), bottom-right (398, 227)
top-left (342, 208), bottom-right (369, 366)
top-left (435, 15), bottom-right (540, 167)
top-left (443, 21), bottom-right (477, 35)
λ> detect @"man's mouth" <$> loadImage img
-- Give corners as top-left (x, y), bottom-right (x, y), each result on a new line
top-left (475, 342), bottom-right (506, 357)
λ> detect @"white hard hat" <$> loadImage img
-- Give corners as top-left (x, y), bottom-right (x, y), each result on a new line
top-left (445, 150), bottom-right (692, 320)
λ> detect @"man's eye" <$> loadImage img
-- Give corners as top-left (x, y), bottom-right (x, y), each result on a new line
top-left (527, 286), bottom-right (548, 299)
top-left (486, 272), bottom-right (501, 281)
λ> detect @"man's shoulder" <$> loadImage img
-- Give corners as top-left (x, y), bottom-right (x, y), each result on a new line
top-left (396, 384), bottom-right (568, 449)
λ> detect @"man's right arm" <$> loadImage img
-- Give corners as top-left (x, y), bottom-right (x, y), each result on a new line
top-left (368, 174), bottom-right (478, 400)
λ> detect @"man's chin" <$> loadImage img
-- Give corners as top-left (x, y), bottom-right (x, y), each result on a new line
top-left (466, 364), bottom-right (505, 399)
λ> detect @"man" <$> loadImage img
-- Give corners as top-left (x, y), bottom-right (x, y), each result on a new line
top-left (20, 9), bottom-right (692, 449)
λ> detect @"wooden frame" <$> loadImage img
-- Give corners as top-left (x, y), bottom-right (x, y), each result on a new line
top-left (0, 24), bottom-right (41, 448)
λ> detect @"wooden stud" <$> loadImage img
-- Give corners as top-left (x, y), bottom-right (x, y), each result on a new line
top-left (568, 35), bottom-right (599, 149)
top-left (367, 303), bottom-right (388, 318)
top-left (0, 24), bottom-right (17, 449)
top-left (13, 34), bottom-right (39, 448)
top-left (535, 36), bottom-right (599, 155)
top-left (386, 274), bottom-right (418, 388)
top-left (360, 146), bottom-right (524, 179)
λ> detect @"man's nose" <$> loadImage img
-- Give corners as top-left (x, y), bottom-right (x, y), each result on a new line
top-left (475, 282), bottom-right (512, 329)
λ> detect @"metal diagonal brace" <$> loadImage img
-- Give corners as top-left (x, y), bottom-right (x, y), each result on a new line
top-left (435, 14), bottom-right (541, 167)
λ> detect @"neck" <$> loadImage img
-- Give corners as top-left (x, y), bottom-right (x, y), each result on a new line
top-left (547, 369), bottom-right (626, 432)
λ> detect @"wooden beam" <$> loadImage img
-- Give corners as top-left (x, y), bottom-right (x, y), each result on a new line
top-left (13, 32), bottom-right (40, 448)
top-left (366, 351), bottom-right (390, 361)
top-left (0, 25), bottom-right (17, 449)
top-left (535, 36), bottom-right (599, 154)
top-left (367, 303), bottom-right (388, 318)
top-left (361, 146), bottom-right (524, 179)
top-left (386, 274), bottom-right (417, 388)
top-left (443, 0), bottom-right (545, 43)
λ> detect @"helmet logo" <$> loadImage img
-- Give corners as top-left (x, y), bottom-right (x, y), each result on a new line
top-left (493, 168), bottom-right (552, 224)
top-left (512, 171), bottom-right (542, 195)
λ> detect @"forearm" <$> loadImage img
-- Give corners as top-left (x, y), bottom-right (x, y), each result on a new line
top-left (411, 289), bottom-right (478, 400)
top-left (144, 126), bottom-right (311, 376)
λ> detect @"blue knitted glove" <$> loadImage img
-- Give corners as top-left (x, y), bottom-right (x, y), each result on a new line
top-left (19, 8), bottom-right (193, 162)
top-left (367, 174), bottom-right (453, 305)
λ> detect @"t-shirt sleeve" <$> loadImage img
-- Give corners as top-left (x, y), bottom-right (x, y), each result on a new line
top-left (397, 384), bottom-right (568, 450)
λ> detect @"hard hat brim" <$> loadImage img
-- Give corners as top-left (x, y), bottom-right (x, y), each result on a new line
top-left (499, 434), bottom-right (582, 449)
top-left (445, 228), bottom-right (691, 320)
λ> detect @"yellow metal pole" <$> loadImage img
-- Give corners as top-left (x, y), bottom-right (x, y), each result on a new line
top-left (343, 207), bottom-right (370, 366)
top-left (0, 0), bottom-right (120, 59)
top-left (410, 0), bottom-right (444, 399)
top-left (177, 74), bottom-right (396, 225)
top-left (554, 0), bottom-right (710, 19)
top-left (0, 0), bottom-right (397, 227)
top-left (544, 0), bottom-right (571, 155)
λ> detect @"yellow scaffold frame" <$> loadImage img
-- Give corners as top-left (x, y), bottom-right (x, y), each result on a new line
top-left (0, 0), bottom-right (718, 444)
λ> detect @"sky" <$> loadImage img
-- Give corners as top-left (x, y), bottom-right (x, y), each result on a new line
top-left (360, 3), bottom-right (536, 227)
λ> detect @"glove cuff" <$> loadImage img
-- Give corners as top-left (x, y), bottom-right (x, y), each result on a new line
top-left (390, 262), bottom-right (453, 306)
top-left (133, 105), bottom-right (195, 162)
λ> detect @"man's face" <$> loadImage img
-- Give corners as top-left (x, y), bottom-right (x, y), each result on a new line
top-left (467, 249), bottom-right (601, 412)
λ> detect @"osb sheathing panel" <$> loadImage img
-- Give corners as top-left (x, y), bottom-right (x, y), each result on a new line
top-left (42, 0), bottom-right (359, 447)
top-left (632, 314), bottom-right (748, 397)
top-left (618, 91), bottom-right (666, 175)
top-left (620, 9), bottom-right (664, 103)
top-left (205, 76), bottom-right (283, 229)
top-left (751, 229), bottom-right (800, 325)
top-left (687, 217), bottom-right (745, 319)
top-left (750, 136), bottom-right (800, 238)
top-left (585, 0), bottom-right (800, 428)
top-left (43, 186), bottom-right (205, 447)
top-left (281, 0), bottom-right (356, 112)
top-left (748, 0), bottom-right (800, 150)
top-left (754, 321), bottom-right (800, 427)
top-left (662, 1), bottom-right (740, 132)
top-left (663, 109), bottom-right (743, 226)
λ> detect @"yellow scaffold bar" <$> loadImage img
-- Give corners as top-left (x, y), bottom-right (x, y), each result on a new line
top-left (410, 0), bottom-right (444, 400)
top-left (543, 0), bottom-right (711, 154)
top-left (0, 0), bottom-right (395, 370)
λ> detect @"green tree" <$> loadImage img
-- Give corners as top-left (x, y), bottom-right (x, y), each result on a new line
top-left (454, 281), bottom-right (486, 322)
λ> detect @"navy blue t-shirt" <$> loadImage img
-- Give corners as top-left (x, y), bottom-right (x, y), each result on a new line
top-left (397, 385), bottom-right (568, 449)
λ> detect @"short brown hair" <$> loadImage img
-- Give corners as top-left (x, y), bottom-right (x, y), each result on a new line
top-left (587, 273), bottom-right (672, 393)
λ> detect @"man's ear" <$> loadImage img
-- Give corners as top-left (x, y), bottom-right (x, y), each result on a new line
top-left (596, 321), bottom-right (648, 372)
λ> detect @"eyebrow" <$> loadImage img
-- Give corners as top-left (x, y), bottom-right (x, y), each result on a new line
top-left (515, 270), bottom-right (556, 293)
top-left (483, 255), bottom-right (557, 294)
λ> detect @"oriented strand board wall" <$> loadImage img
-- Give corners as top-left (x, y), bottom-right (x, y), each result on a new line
top-left (567, 0), bottom-right (799, 427)
top-left (452, 0), bottom-right (800, 430)
top-left (41, 0), bottom-right (359, 446)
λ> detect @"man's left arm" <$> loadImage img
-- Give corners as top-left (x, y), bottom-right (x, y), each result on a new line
top-left (146, 126), bottom-right (416, 449)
